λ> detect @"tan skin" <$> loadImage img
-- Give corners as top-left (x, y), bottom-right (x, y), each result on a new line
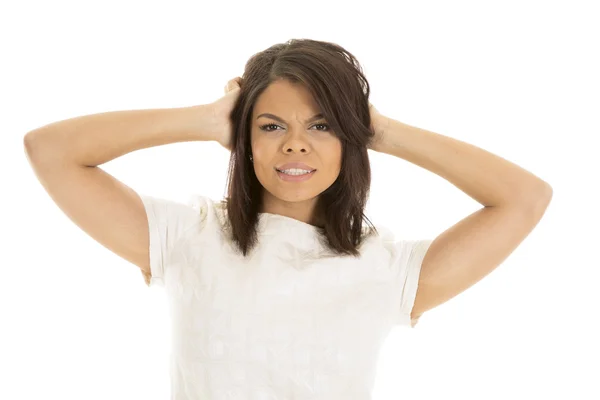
top-left (213, 77), bottom-right (552, 325)
top-left (214, 77), bottom-right (384, 227)
top-left (250, 79), bottom-right (343, 226)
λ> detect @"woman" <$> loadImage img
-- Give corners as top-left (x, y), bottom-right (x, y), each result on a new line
top-left (24, 38), bottom-right (552, 399)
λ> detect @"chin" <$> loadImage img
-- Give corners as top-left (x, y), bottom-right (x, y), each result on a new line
top-left (272, 189), bottom-right (320, 203)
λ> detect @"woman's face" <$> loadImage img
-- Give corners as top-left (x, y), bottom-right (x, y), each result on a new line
top-left (250, 78), bottom-right (342, 222)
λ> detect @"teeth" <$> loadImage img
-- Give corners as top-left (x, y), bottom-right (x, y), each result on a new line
top-left (279, 168), bottom-right (312, 175)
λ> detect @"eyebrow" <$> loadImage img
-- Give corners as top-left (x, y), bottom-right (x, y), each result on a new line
top-left (256, 113), bottom-right (324, 124)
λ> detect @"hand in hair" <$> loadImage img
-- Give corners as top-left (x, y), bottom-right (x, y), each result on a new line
top-left (368, 102), bottom-right (389, 150)
top-left (208, 76), bottom-right (243, 151)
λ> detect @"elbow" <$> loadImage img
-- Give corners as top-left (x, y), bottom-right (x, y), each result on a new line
top-left (24, 129), bottom-right (65, 165)
top-left (524, 182), bottom-right (553, 218)
top-left (24, 130), bottom-right (48, 164)
top-left (24, 131), bottom-right (41, 158)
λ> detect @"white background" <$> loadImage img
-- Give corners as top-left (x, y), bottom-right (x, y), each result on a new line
top-left (3, 0), bottom-right (598, 399)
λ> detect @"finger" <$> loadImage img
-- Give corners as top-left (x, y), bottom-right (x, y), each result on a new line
top-left (231, 77), bottom-right (242, 89)
top-left (225, 78), bottom-right (239, 93)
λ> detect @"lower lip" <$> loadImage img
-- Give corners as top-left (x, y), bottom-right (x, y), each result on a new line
top-left (276, 169), bottom-right (316, 182)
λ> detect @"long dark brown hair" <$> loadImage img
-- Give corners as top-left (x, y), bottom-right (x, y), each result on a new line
top-left (223, 38), bottom-right (379, 258)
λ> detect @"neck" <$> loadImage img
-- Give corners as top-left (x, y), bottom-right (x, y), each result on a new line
top-left (259, 193), bottom-right (323, 227)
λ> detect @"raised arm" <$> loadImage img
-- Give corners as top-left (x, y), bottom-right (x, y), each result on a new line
top-left (23, 104), bottom-right (218, 279)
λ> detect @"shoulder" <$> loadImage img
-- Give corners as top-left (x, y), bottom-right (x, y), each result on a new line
top-left (187, 193), bottom-right (230, 223)
top-left (184, 194), bottom-right (232, 239)
top-left (358, 222), bottom-right (427, 260)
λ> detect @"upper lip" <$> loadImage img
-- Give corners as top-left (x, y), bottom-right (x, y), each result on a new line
top-left (275, 162), bottom-right (316, 171)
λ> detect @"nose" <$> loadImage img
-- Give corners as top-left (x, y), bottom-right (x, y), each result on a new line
top-left (281, 129), bottom-right (311, 155)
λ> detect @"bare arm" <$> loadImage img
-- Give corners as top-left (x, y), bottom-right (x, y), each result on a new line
top-left (23, 104), bottom-right (218, 280)
top-left (24, 105), bottom-right (217, 166)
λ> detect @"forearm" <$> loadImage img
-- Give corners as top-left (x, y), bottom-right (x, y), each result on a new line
top-left (372, 117), bottom-right (552, 207)
top-left (24, 105), bottom-right (216, 167)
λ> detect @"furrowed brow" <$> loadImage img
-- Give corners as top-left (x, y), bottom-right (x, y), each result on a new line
top-left (256, 113), bottom-right (324, 124)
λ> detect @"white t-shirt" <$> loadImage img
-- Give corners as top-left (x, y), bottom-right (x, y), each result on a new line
top-left (140, 193), bottom-right (433, 400)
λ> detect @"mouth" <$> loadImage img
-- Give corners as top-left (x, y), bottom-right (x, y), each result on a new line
top-left (274, 167), bottom-right (316, 175)
top-left (275, 167), bottom-right (317, 182)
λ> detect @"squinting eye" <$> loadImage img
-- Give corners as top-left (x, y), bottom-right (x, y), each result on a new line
top-left (313, 123), bottom-right (330, 131)
top-left (259, 123), bottom-right (280, 132)
top-left (258, 123), bottom-right (331, 132)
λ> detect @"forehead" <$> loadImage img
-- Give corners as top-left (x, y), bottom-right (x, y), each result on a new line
top-left (253, 79), bottom-right (320, 114)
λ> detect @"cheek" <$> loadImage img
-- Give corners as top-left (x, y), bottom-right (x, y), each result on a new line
top-left (251, 151), bottom-right (275, 186)
top-left (251, 134), bottom-right (272, 161)
top-left (328, 143), bottom-right (343, 171)
top-left (317, 146), bottom-right (343, 182)
top-left (253, 149), bottom-right (273, 175)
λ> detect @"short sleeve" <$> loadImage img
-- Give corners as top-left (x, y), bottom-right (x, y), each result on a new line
top-left (139, 194), bottom-right (208, 288)
top-left (389, 239), bottom-right (434, 328)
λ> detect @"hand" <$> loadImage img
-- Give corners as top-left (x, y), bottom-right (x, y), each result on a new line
top-left (368, 102), bottom-right (389, 151)
top-left (208, 77), bottom-right (242, 151)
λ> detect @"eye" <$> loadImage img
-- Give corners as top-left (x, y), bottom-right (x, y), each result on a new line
top-left (312, 123), bottom-right (330, 131)
top-left (259, 123), bottom-right (280, 132)
top-left (258, 123), bottom-right (331, 132)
